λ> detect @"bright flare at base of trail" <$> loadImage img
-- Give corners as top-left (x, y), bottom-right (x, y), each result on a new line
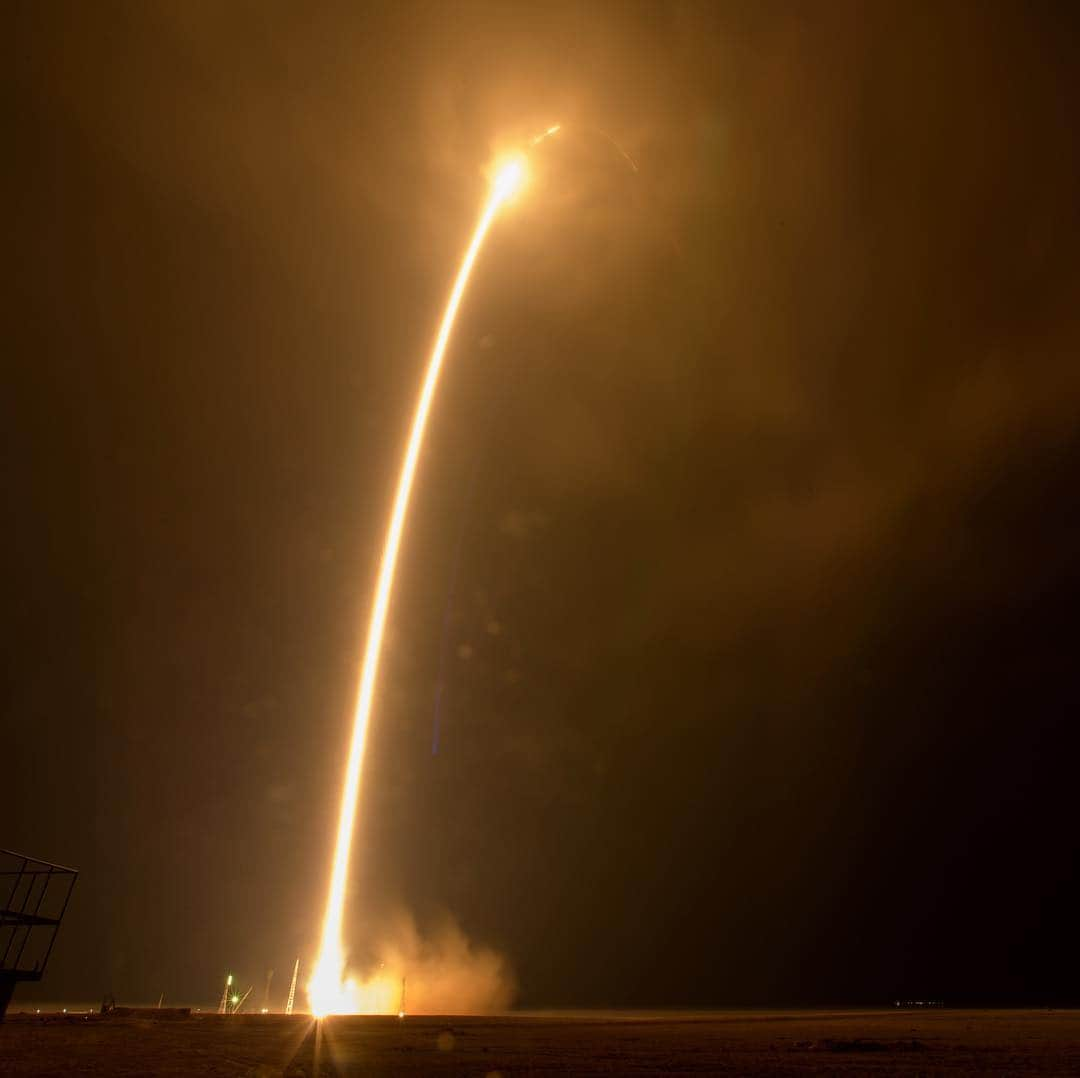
top-left (308, 153), bottom-right (528, 1018)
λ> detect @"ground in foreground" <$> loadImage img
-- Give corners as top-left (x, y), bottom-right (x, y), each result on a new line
top-left (1, 1008), bottom-right (1077, 1076)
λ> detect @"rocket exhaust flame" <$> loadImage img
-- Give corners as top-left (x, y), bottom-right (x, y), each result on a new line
top-left (308, 150), bottom-right (532, 1018)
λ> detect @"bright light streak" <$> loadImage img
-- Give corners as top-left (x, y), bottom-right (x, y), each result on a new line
top-left (532, 124), bottom-right (561, 144)
top-left (308, 142), bottom-right (540, 1018)
top-left (492, 155), bottom-right (527, 202)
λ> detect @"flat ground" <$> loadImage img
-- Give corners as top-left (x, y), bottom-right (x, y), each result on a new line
top-left (1, 1008), bottom-right (1077, 1076)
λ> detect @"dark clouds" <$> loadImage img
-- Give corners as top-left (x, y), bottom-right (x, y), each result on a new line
top-left (8, 1), bottom-right (1079, 1007)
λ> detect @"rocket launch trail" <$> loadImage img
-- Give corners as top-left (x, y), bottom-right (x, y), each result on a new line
top-left (308, 146), bottom-right (539, 1017)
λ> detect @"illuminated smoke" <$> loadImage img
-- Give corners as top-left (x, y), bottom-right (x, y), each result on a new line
top-left (308, 150), bottom-right (533, 1018)
top-left (318, 911), bottom-right (514, 1016)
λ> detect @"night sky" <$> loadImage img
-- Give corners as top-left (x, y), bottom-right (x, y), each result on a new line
top-left (9, 1), bottom-right (1079, 1008)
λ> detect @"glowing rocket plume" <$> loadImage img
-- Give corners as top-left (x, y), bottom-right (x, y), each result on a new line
top-left (308, 153), bottom-right (528, 1017)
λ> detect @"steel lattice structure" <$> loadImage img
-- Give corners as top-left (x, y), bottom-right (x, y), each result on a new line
top-left (1, 849), bottom-right (78, 1018)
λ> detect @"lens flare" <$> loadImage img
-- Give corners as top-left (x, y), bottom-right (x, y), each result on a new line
top-left (309, 138), bottom-right (548, 1018)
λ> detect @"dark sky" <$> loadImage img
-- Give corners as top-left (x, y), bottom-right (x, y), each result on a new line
top-left (8, 1), bottom-right (1079, 1008)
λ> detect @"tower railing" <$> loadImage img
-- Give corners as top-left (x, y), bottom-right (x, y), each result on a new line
top-left (0, 849), bottom-right (78, 1018)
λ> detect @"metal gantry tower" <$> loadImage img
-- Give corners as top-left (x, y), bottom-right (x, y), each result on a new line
top-left (233, 984), bottom-right (253, 1013)
top-left (217, 973), bottom-right (232, 1015)
top-left (285, 957), bottom-right (299, 1016)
